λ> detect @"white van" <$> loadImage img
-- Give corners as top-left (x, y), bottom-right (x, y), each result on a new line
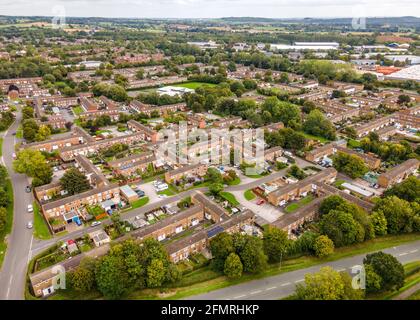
top-left (155, 183), bottom-right (168, 192)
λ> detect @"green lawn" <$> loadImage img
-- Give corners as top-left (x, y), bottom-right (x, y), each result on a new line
top-left (157, 184), bottom-right (178, 196)
top-left (219, 192), bottom-right (240, 206)
top-left (300, 132), bottom-right (330, 143)
top-left (0, 242), bottom-right (7, 269)
top-left (244, 172), bottom-right (269, 179)
top-left (0, 179), bottom-right (14, 269)
top-left (284, 195), bottom-right (315, 213)
top-left (225, 177), bottom-right (241, 186)
top-left (244, 189), bottom-right (256, 201)
top-left (16, 125), bottom-right (23, 139)
top-left (130, 197), bottom-right (150, 210)
top-left (72, 106), bottom-right (84, 115)
top-left (334, 179), bottom-right (346, 188)
top-left (173, 82), bottom-right (217, 90)
top-left (347, 138), bottom-right (362, 149)
top-left (0, 138), bottom-right (3, 156)
top-left (33, 202), bottom-right (52, 240)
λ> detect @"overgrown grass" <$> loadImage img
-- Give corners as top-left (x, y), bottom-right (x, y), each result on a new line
top-left (33, 202), bottom-right (52, 240)
top-left (244, 189), bottom-right (256, 201)
top-left (219, 192), bottom-right (239, 206)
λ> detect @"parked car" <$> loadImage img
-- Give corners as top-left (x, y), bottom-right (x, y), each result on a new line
top-left (26, 221), bottom-right (33, 229)
top-left (25, 186), bottom-right (32, 193)
top-left (91, 221), bottom-right (101, 227)
top-left (136, 190), bottom-right (145, 197)
top-left (12, 153), bottom-right (17, 159)
top-left (155, 183), bottom-right (168, 192)
top-left (256, 199), bottom-right (265, 205)
top-left (27, 204), bottom-right (33, 213)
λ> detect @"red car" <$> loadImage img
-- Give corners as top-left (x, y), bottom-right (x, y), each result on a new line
top-left (256, 199), bottom-right (265, 205)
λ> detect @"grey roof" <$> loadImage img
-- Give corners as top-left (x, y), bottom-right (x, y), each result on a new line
top-left (380, 158), bottom-right (419, 180)
top-left (42, 183), bottom-right (119, 211)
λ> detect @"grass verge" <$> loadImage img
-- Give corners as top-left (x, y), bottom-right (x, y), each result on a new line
top-left (130, 197), bottom-right (150, 210)
top-left (131, 233), bottom-right (420, 300)
top-left (0, 179), bottom-right (13, 269)
top-left (244, 189), bottom-right (256, 201)
top-left (33, 202), bottom-right (52, 240)
top-left (219, 192), bottom-right (239, 206)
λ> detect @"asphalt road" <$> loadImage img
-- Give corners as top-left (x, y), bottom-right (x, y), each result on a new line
top-left (0, 108), bottom-right (34, 300)
top-left (186, 240), bottom-right (420, 300)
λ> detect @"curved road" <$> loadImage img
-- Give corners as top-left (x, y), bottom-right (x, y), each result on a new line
top-left (0, 107), bottom-right (34, 300)
top-left (187, 240), bottom-right (420, 300)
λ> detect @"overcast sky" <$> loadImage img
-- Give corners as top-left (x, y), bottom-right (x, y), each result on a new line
top-left (0, 0), bottom-right (419, 19)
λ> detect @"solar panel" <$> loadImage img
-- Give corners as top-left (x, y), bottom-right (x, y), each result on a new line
top-left (207, 225), bottom-right (224, 238)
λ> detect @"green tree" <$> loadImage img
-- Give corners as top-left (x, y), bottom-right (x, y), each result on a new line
top-left (224, 253), bottom-right (243, 279)
top-left (319, 195), bottom-right (346, 215)
top-left (205, 167), bottom-right (223, 184)
top-left (319, 210), bottom-right (364, 247)
top-left (239, 236), bottom-right (268, 273)
top-left (0, 207), bottom-right (7, 233)
top-left (295, 267), bottom-right (363, 300)
top-left (287, 164), bottom-right (307, 180)
top-left (60, 168), bottom-right (90, 195)
top-left (313, 235), bottom-right (334, 258)
top-left (333, 152), bottom-right (369, 179)
top-left (303, 109), bottom-right (336, 140)
top-left (146, 259), bottom-right (167, 288)
top-left (363, 251), bottom-right (404, 292)
top-left (263, 226), bottom-right (289, 263)
top-left (209, 182), bottom-right (224, 195)
top-left (373, 196), bottom-right (414, 234)
top-left (35, 124), bottom-right (51, 142)
top-left (365, 264), bottom-right (382, 293)
top-left (370, 210), bottom-right (388, 236)
top-left (69, 257), bottom-right (96, 292)
top-left (383, 176), bottom-right (419, 203)
top-left (13, 149), bottom-right (52, 186)
top-left (95, 255), bottom-right (131, 299)
top-left (0, 187), bottom-right (10, 207)
top-left (210, 233), bottom-right (234, 270)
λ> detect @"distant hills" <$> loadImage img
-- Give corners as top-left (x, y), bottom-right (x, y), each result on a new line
top-left (218, 16), bottom-right (420, 27)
